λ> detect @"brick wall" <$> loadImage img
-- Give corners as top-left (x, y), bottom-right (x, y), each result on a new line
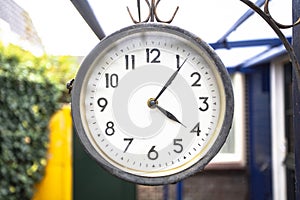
top-left (136, 170), bottom-right (248, 200)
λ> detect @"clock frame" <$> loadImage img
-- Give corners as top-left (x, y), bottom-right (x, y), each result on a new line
top-left (71, 23), bottom-right (234, 185)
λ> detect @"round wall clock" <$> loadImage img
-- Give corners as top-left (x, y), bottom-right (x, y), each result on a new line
top-left (71, 23), bottom-right (234, 185)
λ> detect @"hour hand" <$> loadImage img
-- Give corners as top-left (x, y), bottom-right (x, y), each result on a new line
top-left (147, 98), bottom-right (186, 127)
top-left (156, 105), bottom-right (186, 128)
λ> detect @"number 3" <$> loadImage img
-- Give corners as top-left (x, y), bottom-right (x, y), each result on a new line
top-left (199, 97), bottom-right (209, 111)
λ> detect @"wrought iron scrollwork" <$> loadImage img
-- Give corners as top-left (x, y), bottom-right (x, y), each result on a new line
top-left (263, 0), bottom-right (300, 29)
top-left (240, 0), bottom-right (300, 91)
top-left (127, 0), bottom-right (179, 24)
top-left (126, 0), bottom-right (300, 90)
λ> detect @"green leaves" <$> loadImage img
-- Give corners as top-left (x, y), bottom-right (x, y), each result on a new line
top-left (0, 42), bottom-right (67, 200)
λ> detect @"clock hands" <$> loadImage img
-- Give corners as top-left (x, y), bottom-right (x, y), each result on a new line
top-left (148, 58), bottom-right (188, 128)
top-left (147, 98), bottom-right (186, 128)
top-left (153, 58), bottom-right (188, 101)
top-left (156, 105), bottom-right (187, 128)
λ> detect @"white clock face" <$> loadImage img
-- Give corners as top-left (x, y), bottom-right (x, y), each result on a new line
top-left (72, 24), bottom-right (233, 185)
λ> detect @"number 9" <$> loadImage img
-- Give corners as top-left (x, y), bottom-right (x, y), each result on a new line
top-left (97, 97), bottom-right (108, 112)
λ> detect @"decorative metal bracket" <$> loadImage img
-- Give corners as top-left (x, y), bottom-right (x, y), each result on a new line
top-left (127, 0), bottom-right (179, 24)
top-left (241, 0), bottom-right (300, 91)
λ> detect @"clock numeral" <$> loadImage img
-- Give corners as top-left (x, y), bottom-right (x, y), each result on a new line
top-left (191, 72), bottom-right (201, 87)
top-left (97, 97), bottom-right (108, 112)
top-left (176, 54), bottom-right (181, 69)
top-left (199, 97), bottom-right (209, 111)
top-left (123, 138), bottom-right (134, 153)
top-left (147, 146), bottom-right (159, 160)
top-left (190, 122), bottom-right (201, 136)
top-left (105, 73), bottom-right (118, 88)
top-left (125, 55), bottom-right (135, 70)
top-left (105, 121), bottom-right (115, 136)
top-left (146, 48), bottom-right (161, 63)
top-left (173, 139), bottom-right (183, 153)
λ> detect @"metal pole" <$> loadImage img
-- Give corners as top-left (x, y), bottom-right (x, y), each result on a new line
top-left (292, 0), bottom-right (300, 199)
top-left (176, 181), bottom-right (183, 200)
top-left (70, 0), bottom-right (106, 40)
top-left (163, 185), bottom-right (169, 200)
top-left (217, 0), bottom-right (265, 43)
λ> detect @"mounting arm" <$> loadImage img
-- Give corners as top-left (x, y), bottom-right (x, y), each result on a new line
top-left (70, 0), bottom-right (106, 40)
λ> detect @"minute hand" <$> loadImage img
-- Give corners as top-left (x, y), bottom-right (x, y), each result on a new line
top-left (154, 58), bottom-right (188, 101)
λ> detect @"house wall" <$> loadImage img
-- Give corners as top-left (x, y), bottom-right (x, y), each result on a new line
top-left (0, 0), bottom-right (43, 54)
top-left (137, 170), bottom-right (248, 200)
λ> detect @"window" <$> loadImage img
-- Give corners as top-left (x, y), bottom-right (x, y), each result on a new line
top-left (208, 72), bottom-right (246, 169)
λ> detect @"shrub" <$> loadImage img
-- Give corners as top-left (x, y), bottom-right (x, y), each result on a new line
top-left (0, 43), bottom-right (68, 200)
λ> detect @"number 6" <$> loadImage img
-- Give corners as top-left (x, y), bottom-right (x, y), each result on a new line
top-left (147, 146), bottom-right (159, 160)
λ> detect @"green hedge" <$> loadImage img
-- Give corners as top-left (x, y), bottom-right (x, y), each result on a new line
top-left (0, 44), bottom-right (63, 200)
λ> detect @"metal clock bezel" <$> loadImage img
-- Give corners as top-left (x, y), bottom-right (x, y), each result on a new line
top-left (71, 23), bottom-right (234, 185)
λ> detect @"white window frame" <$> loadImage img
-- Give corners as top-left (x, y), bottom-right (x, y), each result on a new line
top-left (207, 72), bottom-right (246, 169)
top-left (270, 56), bottom-right (288, 200)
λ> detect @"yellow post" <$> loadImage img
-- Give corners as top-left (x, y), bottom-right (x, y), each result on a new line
top-left (32, 105), bottom-right (72, 200)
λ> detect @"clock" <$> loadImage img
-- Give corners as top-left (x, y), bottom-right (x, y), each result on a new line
top-left (71, 23), bottom-right (234, 185)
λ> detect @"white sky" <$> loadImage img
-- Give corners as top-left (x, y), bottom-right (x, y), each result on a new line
top-left (15, 0), bottom-right (293, 67)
